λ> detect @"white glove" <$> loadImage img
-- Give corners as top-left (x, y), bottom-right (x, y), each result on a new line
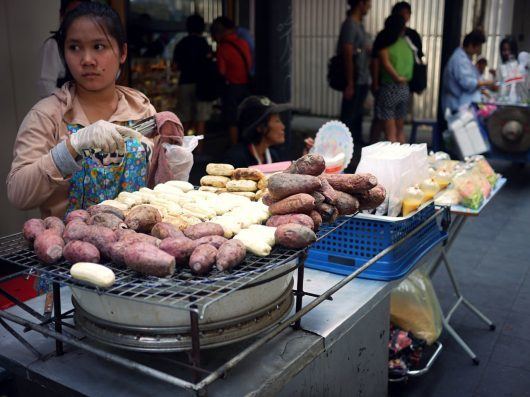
top-left (69, 120), bottom-right (142, 155)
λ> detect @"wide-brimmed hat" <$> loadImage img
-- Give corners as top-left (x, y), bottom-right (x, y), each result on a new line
top-left (237, 96), bottom-right (292, 139)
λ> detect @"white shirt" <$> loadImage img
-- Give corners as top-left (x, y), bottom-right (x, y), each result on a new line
top-left (37, 37), bottom-right (66, 98)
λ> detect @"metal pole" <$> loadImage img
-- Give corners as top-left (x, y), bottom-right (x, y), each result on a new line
top-left (0, 309), bottom-right (197, 391)
top-left (195, 209), bottom-right (444, 391)
top-left (293, 252), bottom-right (306, 330)
top-left (52, 283), bottom-right (63, 356)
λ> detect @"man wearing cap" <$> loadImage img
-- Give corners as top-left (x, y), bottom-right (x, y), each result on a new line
top-left (223, 96), bottom-right (291, 168)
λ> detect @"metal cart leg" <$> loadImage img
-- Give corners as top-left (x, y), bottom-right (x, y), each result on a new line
top-left (293, 252), bottom-right (306, 330)
top-left (52, 282), bottom-right (64, 356)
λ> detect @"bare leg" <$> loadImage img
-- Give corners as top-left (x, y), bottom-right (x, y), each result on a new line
top-left (395, 118), bottom-right (405, 144)
top-left (229, 125), bottom-right (239, 145)
top-left (383, 119), bottom-right (398, 142)
top-left (369, 118), bottom-right (383, 143)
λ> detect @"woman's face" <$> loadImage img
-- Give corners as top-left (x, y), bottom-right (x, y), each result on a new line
top-left (64, 16), bottom-right (127, 92)
top-left (501, 42), bottom-right (513, 62)
top-left (264, 114), bottom-right (285, 146)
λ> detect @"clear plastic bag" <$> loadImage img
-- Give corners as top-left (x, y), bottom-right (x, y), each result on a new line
top-left (390, 269), bottom-right (443, 345)
top-left (162, 135), bottom-right (202, 182)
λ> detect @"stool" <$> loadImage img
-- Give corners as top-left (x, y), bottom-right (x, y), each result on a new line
top-left (409, 119), bottom-right (441, 151)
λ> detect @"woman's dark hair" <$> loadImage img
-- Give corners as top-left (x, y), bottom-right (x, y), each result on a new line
top-left (377, 14), bottom-right (405, 49)
top-left (186, 14), bottom-right (205, 34)
top-left (391, 1), bottom-right (411, 15)
top-left (500, 36), bottom-right (518, 63)
top-left (241, 118), bottom-right (270, 145)
top-left (210, 16), bottom-right (235, 37)
top-left (463, 29), bottom-right (486, 48)
top-left (57, 2), bottom-right (126, 60)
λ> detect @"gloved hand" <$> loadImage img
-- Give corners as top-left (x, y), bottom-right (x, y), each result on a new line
top-left (69, 120), bottom-right (142, 155)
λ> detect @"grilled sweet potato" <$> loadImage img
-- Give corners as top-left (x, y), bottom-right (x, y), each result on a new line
top-left (125, 205), bottom-right (162, 233)
top-left (108, 240), bottom-right (131, 265)
top-left (114, 228), bottom-right (136, 240)
top-left (195, 235), bottom-right (228, 249)
top-left (316, 203), bottom-right (338, 223)
top-left (63, 240), bottom-right (100, 264)
top-left (267, 173), bottom-right (322, 200)
top-left (268, 193), bottom-right (315, 215)
top-left (63, 221), bottom-right (90, 242)
top-left (159, 237), bottom-right (198, 266)
top-left (183, 222), bottom-right (225, 240)
top-left (65, 209), bottom-right (90, 224)
top-left (334, 191), bottom-right (360, 215)
top-left (318, 177), bottom-right (338, 205)
top-left (124, 242), bottom-right (176, 277)
top-left (309, 210), bottom-right (323, 231)
top-left (310, 191), bottom-right (326, 205)
top-left (151, 222), bottom-right (184, 240)
top-left (34, 230), bottom-right (64, 263)
top-left (81, 225), bottom-right (117, 259)
top-left (189, 244), bottom-right (217, 275)
top-left (285, 154), bottom-right (326, 176)
top-left (261, 192), bottom-right (277, 206)
top-left (88, 213), bottom-right (127, 230)
top-left (216, 239), bottom-right (246, 271)
top-left (120, 232), bottom-right (161, 247)
top-left (355, 184), bottom-right (386, 210)
top-left (275, 224), bottom-right (316, 249)
top-left (87, 204), bottom-right (125, 220)
top-left (44, 216), bottom-right (65, 236)
top-left (321, 173), bottom-right (378, 194)
top-left (266, 214), bottom-right (315, 230)
top-left (23, 219), bottom-right (46, 243)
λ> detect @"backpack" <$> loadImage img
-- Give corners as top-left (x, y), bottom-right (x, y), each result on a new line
top-left (327, 54), bottom-right (347, 91)
top-left (196, 55), bottom-right (225, 102)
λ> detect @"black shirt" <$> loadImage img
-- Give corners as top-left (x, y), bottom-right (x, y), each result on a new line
top-left (172, 35), bottom-right (211, 85)
top-left (223, 143), bottom-right (281, 169)
top-left (372, 27), bottom-right (423, 58)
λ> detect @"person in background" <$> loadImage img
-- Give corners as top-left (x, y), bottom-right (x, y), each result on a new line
top-left (500, 36), bottom-right (518, 64)
top-left (172, 14), bottom-right (212, 137)
top-left (236, 25), bottom-right (256, 76)
top-left (210, 16), bottom-right (252, 145)
top-left (224, 96), bottom-right (290, 168)
top-left (8, 2), bottom-right (188, 218)
top-left (475, 56), bottom-right (496, 101)
top-left (369, 1), bottom-right (421, 143)
top-left (441, 30), bottom-right (496, 114)
top-left (338, 0), bottom-right (372, 146)
top-left (36, 0), bottom-right (89, 98)
top-left (373, 14), bottom-right (413, 143)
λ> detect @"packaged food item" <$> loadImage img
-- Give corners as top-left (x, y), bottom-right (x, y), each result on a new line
top-left (419, 178), bottom-right (440, 203)
top-left (452, 170), bottom-right (484, 209)
top-left (434, 188), bottom-right (461, 206)
top-left (402, 186), bottom-right (425, 216)
top-left (433, 169), bottom-right (452, 189)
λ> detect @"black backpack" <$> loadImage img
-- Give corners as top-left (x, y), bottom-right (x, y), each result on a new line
top-left (196, 55), bottom-right (225, 102)
top-left (327, 54), bottom-right (347, 92)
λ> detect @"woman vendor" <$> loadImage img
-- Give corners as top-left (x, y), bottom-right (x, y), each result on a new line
top-left (7, 2), bottom-right (188, 219)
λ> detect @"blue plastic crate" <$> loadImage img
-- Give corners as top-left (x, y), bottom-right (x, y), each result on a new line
top-left (306, 203), bottom-right (447, 280)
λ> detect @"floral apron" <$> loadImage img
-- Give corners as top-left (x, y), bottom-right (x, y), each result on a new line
top-left (37, 122), bottom-right (148, 294)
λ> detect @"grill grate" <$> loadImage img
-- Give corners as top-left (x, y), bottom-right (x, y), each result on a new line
top-left (0, 216), bottom-right (354, 317)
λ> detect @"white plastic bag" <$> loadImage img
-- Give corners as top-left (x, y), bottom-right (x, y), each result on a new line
top-left (162, 135), bottom-right (202, 182)
top-left (390, 269), bottom-right (443, 345)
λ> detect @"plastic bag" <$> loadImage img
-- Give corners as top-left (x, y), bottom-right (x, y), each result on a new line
top-left (162, 135), bottom-right (202, 182)
top-left (390, 269), bottom-right (443, 345)
top-left (452, 168), bottom-right (484, 209)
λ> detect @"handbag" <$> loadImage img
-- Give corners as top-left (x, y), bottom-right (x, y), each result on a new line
top-left (405, 36), bottom-right (427, 94)
top-left (327, 54), bottom-right (347, 91)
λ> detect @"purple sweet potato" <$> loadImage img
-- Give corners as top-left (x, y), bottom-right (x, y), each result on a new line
top-left (268, 193), bottom-right (315, 215)
top-left (108, 240), bottom-right (131, 265)
top-left (261, 193), bottom-right (277, 206)
top-left (267, 173), bottom-right (322, 200)
top-left (34, 230), bottom-right (64, 263)
top-left (216, 239), bottom-right (246, 271)
top-left (275, 224), bottom-right (316, 249)
top-left (334, 191), bottom-right (360, 215)
top-left (151, 222), bottom-right (184, 240)
top-left (88, 213), bottom-right (127, 230)
top-left (316, 203), bottom-right (338, 223)
top-left (266, 214), bottom-right (315, 230)
top-left (159, 237), bottom-right (198, 266)
top-left (321, 173), bottom-right (378, 194)
top-left (114, 228), bottom-right (136, 240)
top-left (355, 184), bottom-right (386, 210)
top-left (63, 221), bottom-right (90, 242)
top-left (309, 210), bottom-right (323, 231)
top-left (23, 218), bottom-right (46, 243)
top-left (43, 216), bottom-right (65, 236)
top-left (318, 177), bottom-right (338, 205)
top-left (87, 204), bottom-right (125, 220)
top-left (189, 244), bottom-right (217, 275)
top-left (65, 209), bottom-right (90, 224)
top-left (81, 225), bottom-right (117, 259)
top-left (284, 153), bottom-right (326, 176)
top-left (183, 222), bottom-right (224, 240)
top-left (195, 235), bottom-right (228, 249)
top-left (63, 240), bottom-right (100, 263)
top-left (310, 191), bottom-right (326, 205)
top-left (124, 205), bottom-right (162, 233)
top-left (120, 232), bottom-right (161, 247)
top-left (124, 242), bottom-right (176, 277)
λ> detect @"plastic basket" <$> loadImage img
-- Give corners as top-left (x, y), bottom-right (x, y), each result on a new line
top-left (306, 203), bottom-right (447, 280)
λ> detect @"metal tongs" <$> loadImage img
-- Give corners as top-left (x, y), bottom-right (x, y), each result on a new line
top-left (80, 116), bottom-right (157, 158)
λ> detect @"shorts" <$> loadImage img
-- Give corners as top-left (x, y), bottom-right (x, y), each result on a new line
top-left (176, 83), bottom-right (212, 123)
top-left (375, 83), bottom-right (410, 120)
top-left (221, 83), bottom-right (250, 125)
